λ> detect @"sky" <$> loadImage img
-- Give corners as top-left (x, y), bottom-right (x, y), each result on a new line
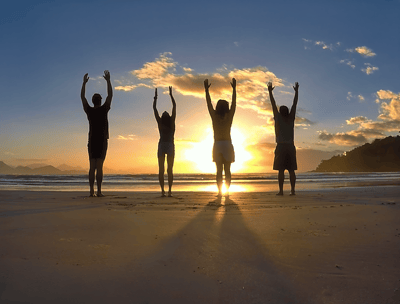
top-left (0, 0), bottom-right (399, 174)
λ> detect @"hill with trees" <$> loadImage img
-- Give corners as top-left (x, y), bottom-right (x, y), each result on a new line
top-left (314, 136), bottom-right (400, 172)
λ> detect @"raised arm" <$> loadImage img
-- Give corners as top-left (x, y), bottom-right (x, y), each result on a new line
top-left (103, 70), bottom-right (113, 108)
top-left (204, 79), bottom-right (214, 116)
top-left (169, 86), bottom-right (176, 122)
top-left (81, 73), bottom-right (90, 112)
top-left (289, 82), bottom-right (299, 118)
top-left (268, 82), bottom-right (278, 116)
top-left (153, 88), bottom-right (160, 123)
top-left (230, 78), bottom-right (236, 116)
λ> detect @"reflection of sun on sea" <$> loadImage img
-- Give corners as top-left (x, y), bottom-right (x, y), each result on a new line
top-left (184, 127), bottom-right (252, 174)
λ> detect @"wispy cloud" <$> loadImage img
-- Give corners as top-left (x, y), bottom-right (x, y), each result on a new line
top-left (302, 38), bottom-right (339, 51)
top-left (340, 59), bottom-right (355, 69)
top-left (361, 63), bottom-right (379, 75)
top-left (318, 90), bottom-right (400, 146)
top-left (347, 46), bottom-right (376, 57)
top-left (115, 52), bottom-right (314, 133)
top-left (117, 134), bottom-right (137, 140)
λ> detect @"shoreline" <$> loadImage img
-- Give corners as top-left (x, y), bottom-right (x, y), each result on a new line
top-left (1, 187), bottom-right (399, 303)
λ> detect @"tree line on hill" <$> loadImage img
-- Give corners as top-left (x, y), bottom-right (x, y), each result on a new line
top-left (314, 136), bottom-right (400, 172)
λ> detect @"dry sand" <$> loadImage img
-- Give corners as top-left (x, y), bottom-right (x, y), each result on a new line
top-left (0, 187), bottom-right (399, 304)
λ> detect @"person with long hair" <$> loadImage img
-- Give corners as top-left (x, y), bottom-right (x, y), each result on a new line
top-left (204, 78), bottom-right (236, 197)
top-left (153, 86), bottom-right (176, 197)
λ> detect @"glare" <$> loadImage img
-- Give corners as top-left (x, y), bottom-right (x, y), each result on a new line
top-left (185, 128), bottom-right (252, 173)
top-left (202, 183), bottom-right (247, 193)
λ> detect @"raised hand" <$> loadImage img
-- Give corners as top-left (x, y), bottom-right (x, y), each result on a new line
top-left (230, 78), bottom-right (236, 89)
top-left (169, 86), bottom-right (173, 96)
top-left (154, 88), bottom-right (158, 100)
top-left (83, 73), bottom-right (89, 84)
top-left (204, 79), bottom-right (211, 90)
top-left (103, 70), bottom-right (111, 81)
top-left (293, 82), bottom-right (299, 92)
top-left (267, 82), bottom-right (275, 92)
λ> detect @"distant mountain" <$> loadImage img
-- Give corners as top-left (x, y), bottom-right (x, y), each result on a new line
top-left (57, 164), bottom-right (85, 171)
top-left (26, 163), bottom-right (50, 169)
top-left (0, 161), bottom-right (15, 174)
top-left (314, 136), bottom-right (400, 172)
top-left (0, 162), bottom-right (86, 175)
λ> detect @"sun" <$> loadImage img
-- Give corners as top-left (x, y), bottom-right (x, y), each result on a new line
top-left (184, 127), bottom-right (252, 173)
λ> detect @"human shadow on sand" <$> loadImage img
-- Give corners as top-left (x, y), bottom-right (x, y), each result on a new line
top-left (119, 196), bottom-right (315, 304)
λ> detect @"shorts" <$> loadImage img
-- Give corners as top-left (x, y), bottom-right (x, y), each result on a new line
top-left (213, 140), bottom-right (235, 163)
top-left (273, 143), bottom-right (297, 171)
top-left (88, 139), bottom-right (108, 160)
top-left (158, 141), bottom-right (175, 158)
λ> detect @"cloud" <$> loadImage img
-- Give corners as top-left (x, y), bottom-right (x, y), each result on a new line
top-left (116, 52), bottom-right (286, 115)
top-left (361, 63), bottom-right (379, 75)
top-left (303, 38), bottom-right (339, 51)
top-left (350, 46), bottom-right (376, 57)
top-left (295, 116), bottom-right (315, 127)
top-left (318, 130), bottom-right (370, 146)
top-left (318, 90), bottom-right (400, 146)
top-left (347, 92), bottom-right (365, 102)
top-left (376, 90), bottom-right (400, 121)
top-left (117, 134), bottom-right (137, 140)
top-left (114, 83), bottom-right (152, 91)
top-left (234, 41), bottom-right (239, 47)
top-left (340, 59), bottom-right (356, 69)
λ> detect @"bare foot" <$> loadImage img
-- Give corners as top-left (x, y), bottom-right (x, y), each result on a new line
top-left (161, 192), bottom-right (166, 197)
top-left (168, 192), bottom-right (172, 197)
top-left (89, 193), bottom-right (95, 197)
top-left (290, 192), bottom-right (296, 196)
top-left (97, 193), bottom-right (105, 197)
top-left (276, 192), bottom-right (283, 196)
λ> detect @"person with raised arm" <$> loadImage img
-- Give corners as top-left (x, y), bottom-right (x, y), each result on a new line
top-left (153, 86), bottom-right (176, 197)
top-left (81, 70), bottom-right (113, 197)
top-left (204, 78), bottom-right (236, 198)
top-left (268, 81), bottom-right (299, 195)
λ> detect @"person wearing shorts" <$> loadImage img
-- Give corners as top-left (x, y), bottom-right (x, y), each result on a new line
top-left (268, 81), bottom-right (299, 196)
top-left (153, 86), bottom-right (176, 197)
top-left (204, 77), bottom-right (236, 198)
top-left (81, 70), bottom-right (113, 197)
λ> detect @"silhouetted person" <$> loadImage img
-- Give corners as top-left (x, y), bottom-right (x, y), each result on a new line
top-left (153, 86), bottom-right (176, 197)
top-left (268, 81), bottom-right (299, 195)
top-left (204, 78), bottom-right (236, 197)
top-left (81, 71), bottom-right (113, 197)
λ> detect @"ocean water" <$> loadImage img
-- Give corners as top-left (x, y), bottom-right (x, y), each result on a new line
top-left (0, 172), bottom-right (399, 192)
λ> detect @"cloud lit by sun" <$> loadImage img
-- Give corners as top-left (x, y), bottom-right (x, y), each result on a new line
top-left (184, 127), bottom-right (252, 173)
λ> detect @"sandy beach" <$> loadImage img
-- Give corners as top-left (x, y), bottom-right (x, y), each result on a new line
top-left (0, 186), bottom-right (399, 304)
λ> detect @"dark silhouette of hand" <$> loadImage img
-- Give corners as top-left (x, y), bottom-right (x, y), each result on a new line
top-left (204, 79), bottom-right (211, 90)
top-left (267, 82), bottom-right (275, 92)
top-left (169, 86), bottom-right (173, 96)
top-left (231, 78), bottom-right (236, 89)
top-left (293, 82), bottom-right (299, 92)
top-left (154, 88), bottom-right (158, 100)
top-left (103, 70), bottom-right (110, 81)
top-left (83, 73), bottom-right (89, 84)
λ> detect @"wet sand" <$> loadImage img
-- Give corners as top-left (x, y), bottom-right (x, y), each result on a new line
top-left (0, 187), bottom-right (399, 303)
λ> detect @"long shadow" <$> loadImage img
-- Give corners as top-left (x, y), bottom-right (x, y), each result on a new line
top-left (116, 196), bottom-right (313, 303)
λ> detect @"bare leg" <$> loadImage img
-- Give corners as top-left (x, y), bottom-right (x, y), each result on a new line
top-left (289, 170), bottom-right (296, 195)
top-left (89, 159), bottom-right (96, 196)
top-left (158, 155), bottom-right (166, 197)
top-left (95, 158), bottom-right (105, 197)
top-left (216, 162), bottom-right (223, 197)
top-left (167, 154), bottom-right (174, 197)
top-left (277, 170), bottom-right (284, 195)
top-left (224, 162), bottom-right (231, 197)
